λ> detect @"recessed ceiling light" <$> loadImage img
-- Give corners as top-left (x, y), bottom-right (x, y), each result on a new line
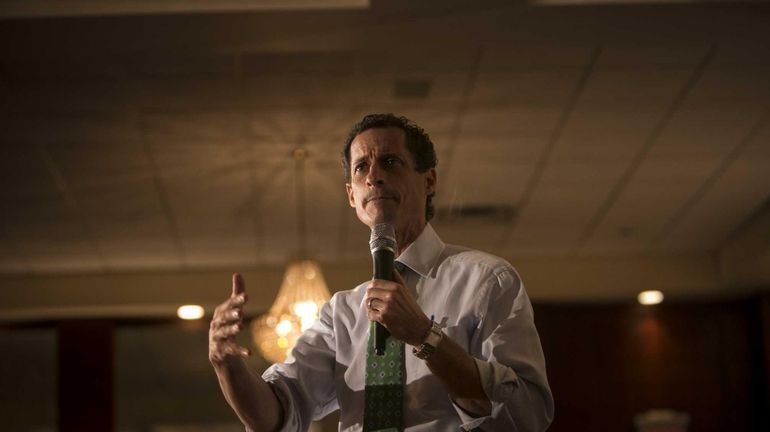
top-left (637, 290), bottom-right (664, 306)
top-left (177, 305), bottom-right (205, 320)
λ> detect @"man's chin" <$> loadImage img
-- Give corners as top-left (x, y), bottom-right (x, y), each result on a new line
top-left (366, 210), bottom-right (397, 227)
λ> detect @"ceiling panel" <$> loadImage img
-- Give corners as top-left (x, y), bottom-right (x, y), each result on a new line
top-left (0, 2), bottom-right (768, 305)
top-left (583, 161), bottom-right (718, 254)
top-left (0, 144), bottom-right (58, 201)
top-left (577, 68), bottom-right (692, 107)
top-left (0, 235), bottom-right (29, 273)
top-left (441, 162), bottom-right (533, 209)
top-left (128, 53), bottom-right (237, 79)
top-left (141, 112), bottom-right (248, 144)
top-left (469, 70), bottom-right (584, 106)
top-left (583, 83), bottom-right (769, 254)
top-left (434, 222), bottom-right (507, 255)
top-left (460, 104), bottom-right (565, 134)
top-left (479, 44), bottom-right (593, 71)
top-left (1, 115), bottom-right (134, 144)
top-left (687, 67), bottom-right (770, 103)
top-left (711, 41), bottom-right (770, 66)
top-left (347, 72), bottom-right (469, 106)
top-left (596, 44), bottom-right (710, 68)
top-left (8, 81), bottom-right (129, 114)
top-left (658, 117), bottom-right (770, 253)
top-left (510, 186), bottom-right (610, 245)
top-left (135, 78), bottom-right (244, 112)
top-left (652, 106), bottom-right (767, 157)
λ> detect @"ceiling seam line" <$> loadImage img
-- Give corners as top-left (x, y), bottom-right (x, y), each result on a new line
top-left (33, 142), bottom-right (110, 272)
top-left (1, 84), bottom-right (34, 274)
top-left (252, 162), bottom-right (292, 259)
top-left (137, 117), bottom-right (188, 268)
top-left (713, 190), bottom-right (770, 258)
top-left (568, 43), bottom-right (718, 257)
top-left (437, 46), bottom-right (484, 214)
top-left (647, 107), bottom-right (770, 253)
top-left (495, 45), bottom-right (602, 255)
top-left (3, 82), bottom-right (107, 274)
top-left (235, 54), bottom-right (263, 266)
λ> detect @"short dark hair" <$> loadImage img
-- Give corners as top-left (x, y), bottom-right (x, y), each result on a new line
top-left (341, 113), bottom-right (438, 221)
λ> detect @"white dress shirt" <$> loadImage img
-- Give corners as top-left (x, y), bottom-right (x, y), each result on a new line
top-left (263, 224), bottom-right (554, 431)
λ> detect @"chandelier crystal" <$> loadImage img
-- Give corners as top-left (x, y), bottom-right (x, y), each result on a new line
top-left (252, 259), bottom-right (331, 363)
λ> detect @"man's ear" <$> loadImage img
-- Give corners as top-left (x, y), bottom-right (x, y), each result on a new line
top-left (425, 169), bottom-right (437, 196)
top-left (345, 183), bottom-right (356, 208)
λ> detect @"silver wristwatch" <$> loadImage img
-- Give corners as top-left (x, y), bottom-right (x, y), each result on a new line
top-left (412, 321), bottom-right (443, 360)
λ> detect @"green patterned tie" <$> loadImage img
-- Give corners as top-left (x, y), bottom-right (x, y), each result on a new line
top-left (363, 263), bottom-right (406, 432)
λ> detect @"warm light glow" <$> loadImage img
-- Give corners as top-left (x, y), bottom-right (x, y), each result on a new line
top-left (276, 319), bottom-right (293, 336)
top-left (177, 305), bottom-right (204, 320)
top-left (252, 260), bottom-right (332, 363)
top-left (638, 290), bottom-right (664, 305)
top-left (293, 301), bottom-right (319, 331)
top-left (277, 337), bottom-right (289, 349)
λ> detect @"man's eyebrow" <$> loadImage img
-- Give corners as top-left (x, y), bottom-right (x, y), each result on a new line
top-left (377, 152), bottom-right (403, 161)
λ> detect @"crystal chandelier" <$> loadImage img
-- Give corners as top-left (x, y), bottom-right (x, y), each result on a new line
top-left (252, 147), bottom-right (331, 363)
top-left (252, 260), bottom-right (331, 363)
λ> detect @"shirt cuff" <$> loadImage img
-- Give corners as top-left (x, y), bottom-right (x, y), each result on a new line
top-left (451, 357), bottom-right (520, 430)
top-left (260, 368), bottom-right (304, 432)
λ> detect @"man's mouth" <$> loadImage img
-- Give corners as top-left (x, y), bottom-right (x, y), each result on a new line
top-left (366, 196), bottom-right (396, 203)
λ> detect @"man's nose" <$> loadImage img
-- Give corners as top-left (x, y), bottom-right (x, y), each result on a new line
top-left (365, 163), bottom-right (385, 186)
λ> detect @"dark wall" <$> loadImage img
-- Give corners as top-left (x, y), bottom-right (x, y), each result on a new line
top-left (534, 298), bottom-right (767, 432)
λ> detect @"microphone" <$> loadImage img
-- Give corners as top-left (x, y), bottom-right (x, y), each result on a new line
top-left (369, 223), bottom-right (397, 356)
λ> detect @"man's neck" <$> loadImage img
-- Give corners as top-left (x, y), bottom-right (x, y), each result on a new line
top-left (395, 220), bottom-right (426, 256)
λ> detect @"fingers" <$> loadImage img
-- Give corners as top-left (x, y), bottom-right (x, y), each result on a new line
top-left (232, 273), bottom-right (246, 297)
top-left (209, 340), bottom-right (250, 363)
top-left (211, 322), bottom-right (244, 340)
top-left (223, 342), bottom-right (251, 357)
top-left (209, 274), bottom-right (252, 364)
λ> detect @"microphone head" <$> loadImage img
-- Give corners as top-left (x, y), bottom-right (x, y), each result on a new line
top-left (369, 223), bottom-right (397, 254)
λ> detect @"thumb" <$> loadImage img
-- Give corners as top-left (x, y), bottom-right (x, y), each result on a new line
top-left (232, 273), bottom-right (246, 297)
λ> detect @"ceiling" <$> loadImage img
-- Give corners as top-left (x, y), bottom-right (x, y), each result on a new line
top-left (1, 0), bottom-right (770, 321)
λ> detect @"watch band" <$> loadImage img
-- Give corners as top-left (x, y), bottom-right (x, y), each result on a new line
top-left (412, 321), bottom-right (443, 360)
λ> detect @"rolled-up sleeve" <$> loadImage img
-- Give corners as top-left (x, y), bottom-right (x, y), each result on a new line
top-left (453, 268), bottom-right (554, 432)
top-left (261, 296), bottom-right (340, 432)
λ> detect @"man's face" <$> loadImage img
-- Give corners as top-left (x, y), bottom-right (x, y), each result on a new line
top-left (345, 127), bottom-right (436, 232)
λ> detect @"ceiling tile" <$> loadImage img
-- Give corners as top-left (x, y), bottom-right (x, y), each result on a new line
top-left (439, 162), bottom-right (533, 209)
top-left (687, 67), bottom-right (770, 103)
top-left (469, 70), bottom-right (584, 106)
top-left (657, 120), bottom-right (770, 253)
top-left (135, 78), bottom-right (244, 112)
top-left (480, 45), bottom-right (593, 71)
top-left (579, 68), bottom-right (691, 107)
top-left (597, 44), bottom-right (710, 68)
top-left (461, 104), bottom-right (563, 134)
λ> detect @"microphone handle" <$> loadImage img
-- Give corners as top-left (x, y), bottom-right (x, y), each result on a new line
top-left (372, 248), bottom-right (395, 356)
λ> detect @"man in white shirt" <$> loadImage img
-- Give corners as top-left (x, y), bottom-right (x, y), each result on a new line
top-left (209, 114), bottom-right (554, 431)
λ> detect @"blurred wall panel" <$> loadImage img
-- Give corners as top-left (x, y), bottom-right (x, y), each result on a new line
top-left (58, 319), bottom-right (114, 432)
top-left (535, 299), bottom-right (763, 432)
top-left (0, 327), bottom-right (57, 431)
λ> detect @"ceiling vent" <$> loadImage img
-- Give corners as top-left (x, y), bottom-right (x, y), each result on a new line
top-left (393, 78), bottom-right (432, 99)
top-left (435, 204), bottom-right (516, 224)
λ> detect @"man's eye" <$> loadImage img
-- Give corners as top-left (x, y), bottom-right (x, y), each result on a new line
top-left (385, 158), bottom-right (399, 166)
top-left (354, 163), bottom-right (366, 173)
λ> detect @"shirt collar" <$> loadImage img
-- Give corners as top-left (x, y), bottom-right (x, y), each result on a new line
top-left (395, 223), bottom-right (444, 278)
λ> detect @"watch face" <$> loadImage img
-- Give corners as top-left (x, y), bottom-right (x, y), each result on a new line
top-left (413, 344), bottom-right (435, 360)
top-left (413, 323), bottom-right (443, 360)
